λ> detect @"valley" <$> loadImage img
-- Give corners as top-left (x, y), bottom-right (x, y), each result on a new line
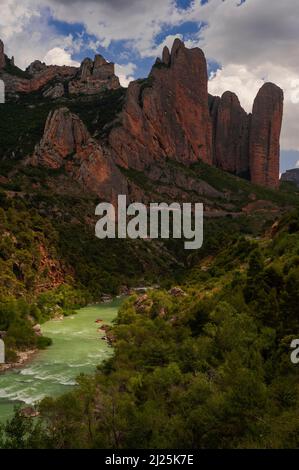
top-left (0, 34), bottom-right (298, 450)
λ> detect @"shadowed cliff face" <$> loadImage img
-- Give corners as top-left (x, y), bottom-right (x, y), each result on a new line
top-left (250, 83), bottom-right (284, 189)
top-left (109, 38), bottom-right (212, 170)
top-left (210, 91), bottom-right (250, 177)
top-left (31, 107), bottom-right (127, 202)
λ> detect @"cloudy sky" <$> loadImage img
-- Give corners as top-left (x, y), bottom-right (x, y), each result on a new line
top-left (0, 0), bottom-right (298, 172)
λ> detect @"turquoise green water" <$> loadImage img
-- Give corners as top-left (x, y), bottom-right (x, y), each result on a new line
top-left (0, 300), bottom-right (121, 423)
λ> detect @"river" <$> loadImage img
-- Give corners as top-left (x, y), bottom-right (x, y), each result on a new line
top-left (0, 299), bottom-right (121, 424)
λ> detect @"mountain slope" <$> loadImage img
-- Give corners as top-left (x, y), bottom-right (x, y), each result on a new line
top-left (2, 209), bottom-right (299, 448)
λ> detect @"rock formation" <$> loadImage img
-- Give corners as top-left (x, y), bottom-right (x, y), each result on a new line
top-left (209, 91), bottom-right (250, 177)
top-left (281, 168), bottom-right (299, 188)
top-left (68, 55), bottom-right (120, 95)
top-left (209, 83), bottom-right (283, 188)
top-left (43, 83), bottom-right (65, 99)
top-left (109, 38), bottom-right (212, 170)
top-left (1, 62), bottom-right (77, 95)
top-left (1, 36), bottom-right (284, 190)
top-left (0, 39), bottom-right (5, 69)
top-left (31, 107), bottom-right (127, 202)
top-left (249, 83), bottom-right (284, 189)
top-left (0, 38), bottom-right (120, 97)
top-left (109, 38), bottom-right (283, 189)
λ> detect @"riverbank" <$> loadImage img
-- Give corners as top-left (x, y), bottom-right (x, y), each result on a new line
top-left (0, 349), bottom-right (38, 374)
top-left (0, 299), bottom-right (115, 376)
top-left (0, 300), bottom-right (121, 423)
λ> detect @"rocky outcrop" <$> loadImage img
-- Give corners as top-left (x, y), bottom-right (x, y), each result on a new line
top-left (1, 63), bottom-right (77, 95)
top-left (281, 168), bottom-right (299, 187)
top-left (31, 107), bottom-right (127, 201)
top-left (249, 83), bottom-right (283, 189)
top-left (43, 83), bottom-right (65, 99)
top-left (0, 38), bottom-right (120, 97)
top-left (26, 60), bottom-right (47, 76)
top-left (209, 83), bottom-right (283, 188)
top-left (109, 39), bottom-right (212, 170)
top-left (0, 39), bottom-right (5, 69)
top-left (68, 55), bottom-right (120, 95)
top-left (210, 91), bottom-right (250, 177)
top-left (109, 39), bottom-right (282, 189)
top-left (2, 36), bottom-right (284, 191)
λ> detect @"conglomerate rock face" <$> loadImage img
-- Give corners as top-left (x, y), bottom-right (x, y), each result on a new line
top-left (0, 40), bottom-right (120, 97)
top-left (109, 38), bottom-right (212, 170)
top-left (109, 38), bottom-right (283, 189)
top-left (31, 107), bottom-right (127, 202)
top-left (0, 37), bottom-right (284, 192)
top-left (68, 55), bottom-right (120, 95)
top-left (249, 83), bottom-right (284, 189)
top-left (0, 40), bottom-right (5, 69)
top-left (281, 168), bottom-right (299, 188)
top-left (209, 91), bottom-right (250, 177)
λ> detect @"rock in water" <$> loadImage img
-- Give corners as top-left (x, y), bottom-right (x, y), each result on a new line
top-left (249, 83), bottom-right (284, 189)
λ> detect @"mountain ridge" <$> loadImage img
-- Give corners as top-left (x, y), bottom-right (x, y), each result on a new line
top-left (0, 38), bottom-right (283, 194)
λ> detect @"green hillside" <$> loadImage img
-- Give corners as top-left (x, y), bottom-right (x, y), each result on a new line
top-left (2, 208), bottom-right (299, 448)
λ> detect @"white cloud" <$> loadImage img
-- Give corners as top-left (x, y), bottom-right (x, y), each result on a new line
top-left (115, 62), bottom-right (136, 88)
top-left (45, 0), bottom-right (196, 57)
top-left (139, 34), bottom-right (183, 58)
top-left (209, 65), bottom-right (264, 112)
top-left (296, 161), bottom-right (299, 168)
top-left (43, 47), bottom-right (80, 66)
top-left (0, 0), bottom-right (81, 69)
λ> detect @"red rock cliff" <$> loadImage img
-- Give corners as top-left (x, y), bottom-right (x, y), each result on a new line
top-left (109, 38), bottom-right (212, 170)
top-left (31, 107), bottom-right (127, 202)
top-left (249, 83), bottom-right (284, 189)
top-left (0, 40), bottom-right (5, 69)
top-left (210, 91), bottom-right (250, 176)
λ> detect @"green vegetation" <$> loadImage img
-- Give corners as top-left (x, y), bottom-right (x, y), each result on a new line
top-left (1, 144), bottom-right (297, 363)
top-left (1, 209), bottom-right (299, 448)
top-left (68, 88), bottom-right (126, 139)
top-left (0, 181), bottom-right (181, 357)
top-left (0, 100), bottom-right (53, 170)
top-left (1, 72), bottom-right (299, 449)
top-left (0, 87), bottom-right (126, 175)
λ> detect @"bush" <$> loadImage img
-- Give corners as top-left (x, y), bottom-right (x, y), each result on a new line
top-left (36, 336), bottom-right (52, 350)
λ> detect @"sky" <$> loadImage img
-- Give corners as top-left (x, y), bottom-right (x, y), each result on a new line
top-left (0, 0), bottom-right (299, 172)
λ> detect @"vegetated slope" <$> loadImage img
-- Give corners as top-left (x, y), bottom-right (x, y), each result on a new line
top-left (0, 86), bottom-right (298, 358)
top-left (2, 209), bottom-right (299, 449)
